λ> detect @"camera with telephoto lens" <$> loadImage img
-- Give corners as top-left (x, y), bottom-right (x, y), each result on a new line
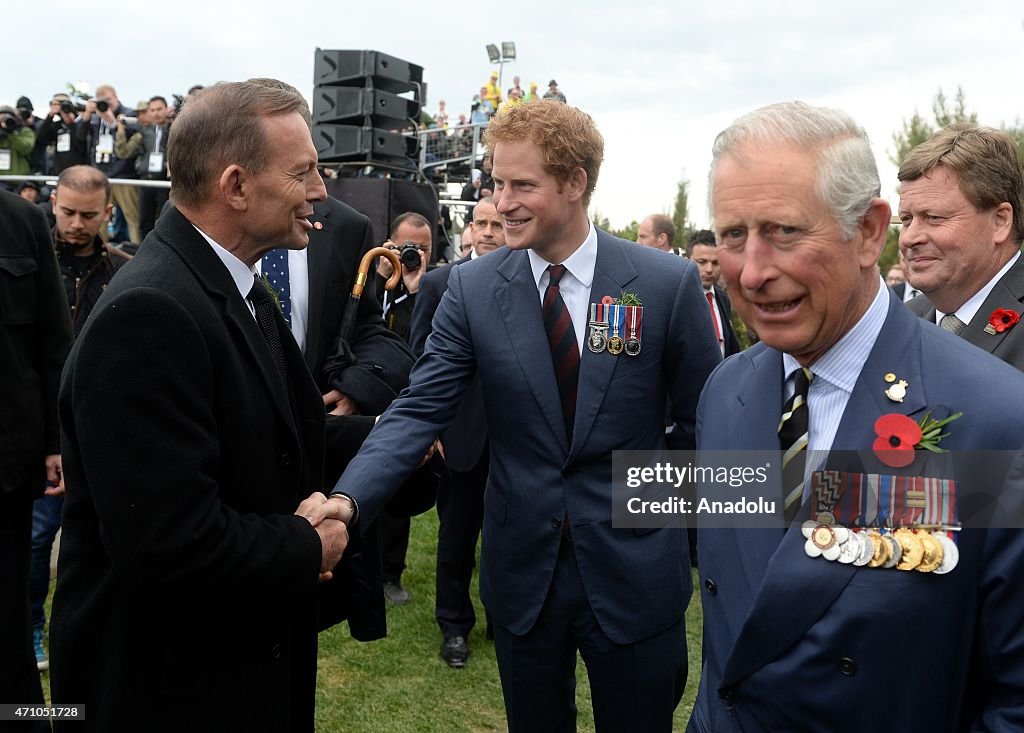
top-left (398, 242), bottom-right (422, 270)
top-left (95, 100), bottom-right (109, 113)
top-left (59, 101), bottom-right (77, 116)
top-left (0, 110), bottom-right (19, 134)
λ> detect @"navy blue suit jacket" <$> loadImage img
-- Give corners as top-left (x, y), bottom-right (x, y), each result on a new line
top-left (691, 290), bottom-right (1024, 732)
top-left (409, 256), bottom-right (488, 472)
top-left (336, 230), bottom-right (721, 643)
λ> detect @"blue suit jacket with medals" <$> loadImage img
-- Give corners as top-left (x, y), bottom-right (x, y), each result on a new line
top-left (691, 290), bottom-right (1024, 732)
top-left (337, 229), bottom-right (722, 644)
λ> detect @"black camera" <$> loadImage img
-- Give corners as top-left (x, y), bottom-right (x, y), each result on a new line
top-left (59, 101), bottom-right (77, 116)
top-left (398, 242), bottom-right (423, 270)
top-left (95, 100), bottom-right (109, 113)
top-left (17, 108), bottom-right (32, 122)
top-left (0, 112), bottom-right (19, 132)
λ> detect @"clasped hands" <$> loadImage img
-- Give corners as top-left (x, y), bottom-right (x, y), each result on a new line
top-left (295, 492), bottom-right (356, 582)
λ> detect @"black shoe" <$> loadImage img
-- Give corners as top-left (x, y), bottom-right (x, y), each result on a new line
top-left (441, 635), bottom-right (469, 668)
top-left (383, 580), bottom-right (410, 605)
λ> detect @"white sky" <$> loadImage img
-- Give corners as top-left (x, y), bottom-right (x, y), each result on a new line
top-left (6, 0), bottom-right (1023, 231)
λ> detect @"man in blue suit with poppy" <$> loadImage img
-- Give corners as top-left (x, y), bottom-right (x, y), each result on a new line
top-left (318, 100), bottom-right (721, 731)
top-left (690, 101), bottom-right (1024, 732)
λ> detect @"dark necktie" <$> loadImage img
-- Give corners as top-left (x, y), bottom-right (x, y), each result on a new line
top-left (261, 249), bottom-right (292, 327)
top-left (542, 264), bottom-right (580, 441)
top-left (940, 313), bottom-right (966, 336)
top-left (778, 367), bottom-right (812, 524)
top-left (248, 276), bottom-right (290, 390)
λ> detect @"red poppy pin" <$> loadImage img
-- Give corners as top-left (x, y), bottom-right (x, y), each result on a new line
top-left (872, 411), bottom-right (963, 468)
top-left (984, 308), bottom-right (1020, 335)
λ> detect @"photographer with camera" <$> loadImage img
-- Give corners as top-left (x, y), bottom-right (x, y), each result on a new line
top-left (15, 97), bottom-right (49, 174)
top-left (114, 96), bottom-right (171, 240)
top-left (0, 103), bottom-right (37, 180)
top-left (37, 94), bottom-right (90, 174)
top-left (79, 84), bottom-right (142, 242)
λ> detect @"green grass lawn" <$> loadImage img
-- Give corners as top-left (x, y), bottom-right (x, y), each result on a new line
top-left (40, 511), bottom-right (702, 730)
top-left (314, 511), bottom-right (703, 732)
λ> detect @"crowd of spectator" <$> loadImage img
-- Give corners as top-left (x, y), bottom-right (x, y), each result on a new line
top-left (1, 84), bottom-right (204, 243)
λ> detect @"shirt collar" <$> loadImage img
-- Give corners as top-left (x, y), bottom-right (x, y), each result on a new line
top-left (192, 225), bottom-right (257, 301)
top-left (935, 251), bottom-right (1021, 325)
top-left (527, 221), bottom-right (598, 289)
top-left (782, 275), bottom-right (889, 394)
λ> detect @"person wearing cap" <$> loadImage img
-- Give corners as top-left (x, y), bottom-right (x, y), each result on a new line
top-left (542, 80), bottom-right (567, 103)
top-left (523, 81), bottom-right (540, 102)
top-left (484, 71), bottom-right (503, 111)
top-left (16, 96), bottom-right (49, 174)
top-left (0, 102), bottom-right (37, 179)
top-left (37, 94), bottom-right (90, 174)
top-left (17, 180), bottom-right (41, 203)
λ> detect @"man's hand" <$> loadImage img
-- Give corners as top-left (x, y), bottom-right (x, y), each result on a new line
top-left (44, 454), bottom-right (64, 496)
top-left (295, 492), bottom-right (351, 581)
top-left (322, 389), bottom-right (359, 416)
top-left (314, 519), bottom-right (348, 581)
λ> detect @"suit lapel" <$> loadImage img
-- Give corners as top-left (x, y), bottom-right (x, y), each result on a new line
top-left (569, 235), bottom-right (637, 462)
top-left (722, 295), bottom-right (932, 687)
top-left (304, 201), bottom-right (330, 373)
top-left (494, 250), bottom-right (568, 452)
top-left (727, 347), bottom-right (791, 599)
top-left (960, 255), bottom-right (1024, 354)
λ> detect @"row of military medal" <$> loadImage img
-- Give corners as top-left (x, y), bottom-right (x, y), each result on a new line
top-left (588, 303), bottom-right (643, 356)
top-left (802, 513), bottom-right (959, 574)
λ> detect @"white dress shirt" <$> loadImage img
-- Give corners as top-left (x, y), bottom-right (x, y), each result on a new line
top-left (526, 222), bottom-right (598, 353)
top-left (935, 251), bottom-right (1021, 327)
top-left (782, 276), bottom-right (889, 487)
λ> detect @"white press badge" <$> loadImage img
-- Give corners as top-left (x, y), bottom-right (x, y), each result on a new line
top-left (0, 149), bottom-right (10, 171)
top-left (148, 152), bottom-right (164, 174)
top-left (56, 132), bottom-right (71, 153)
top-left (97, 133), bottom-right (114, 155)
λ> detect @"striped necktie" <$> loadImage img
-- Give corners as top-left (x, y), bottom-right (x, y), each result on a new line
top-left (542, 264), bottom-right (579, 441)
top-left (779, 367), bottom-right (813, 524)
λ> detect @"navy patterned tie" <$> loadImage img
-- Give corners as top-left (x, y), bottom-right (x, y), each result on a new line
top-left (779, 367), bottom-right (812, 524)
top-left (260, 249), bottom-right (291, 327)
top-left (542, 265), bottom-right (580, 441)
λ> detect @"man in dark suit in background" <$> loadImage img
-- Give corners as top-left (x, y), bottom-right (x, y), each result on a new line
top-left (691, 101), bottom-right (1024, 733)
top-left (899, 123), bottom-right (1024, 370)
top-left (410, 197), bottom-right (505, 668)
top-left (0, 188), bottom-right (72, 731)
top-left (315, 100), bottom-right (721, 732)
top-left (687, 229), bottom-right (740, 358)
top-left (51, 80), bottom-right (350, 732)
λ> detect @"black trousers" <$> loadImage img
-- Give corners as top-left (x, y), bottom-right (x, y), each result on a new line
top-left (434, 454), bottom-right (487, 637)
top-left (0, 491), bottom-right (49, 733)
top-left (381, 512), bottom-right (410, 583)
top-left (493, 537), bottom-right (686, 733)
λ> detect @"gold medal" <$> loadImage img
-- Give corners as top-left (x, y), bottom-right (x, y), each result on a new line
top-left (608, 304), bottom-right (624, 355)
top-left (894, 528), bottom-right (924, 571)
top-left (867, 531), bottom-right (891, 568)
top-left (915, 532), bottom-right (944, 573)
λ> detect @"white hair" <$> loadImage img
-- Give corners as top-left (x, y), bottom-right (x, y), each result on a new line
top-left (708, 101), bottom-right (880, 239)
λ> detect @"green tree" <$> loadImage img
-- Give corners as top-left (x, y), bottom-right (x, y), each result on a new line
top-left (612, 220), bottom-right (639, 242)
top-left (591, 211), bottom-right (611, 232)
top-left (672, 177), bottom-right (692, 248)
top-left (890, 86), bottom-right (977, 167)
